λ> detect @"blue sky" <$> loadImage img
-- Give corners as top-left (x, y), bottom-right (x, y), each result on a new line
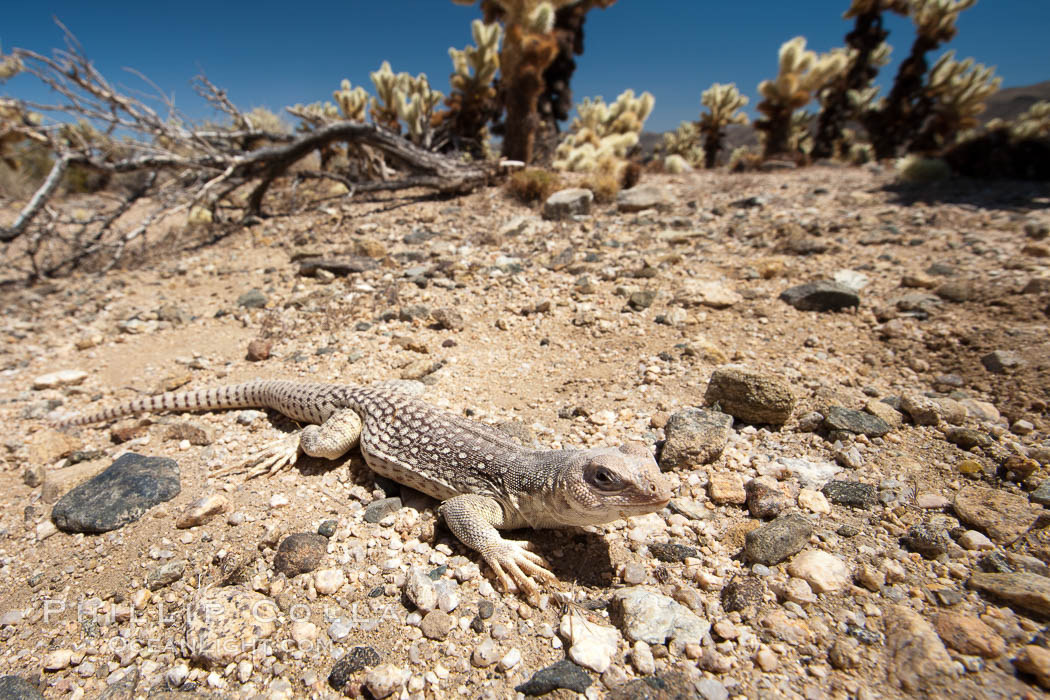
top-left (3, 1), bottom-right (1047, 134)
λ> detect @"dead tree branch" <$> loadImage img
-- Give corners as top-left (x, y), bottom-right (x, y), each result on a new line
top-left (1, 24), bottom-right (493, 281)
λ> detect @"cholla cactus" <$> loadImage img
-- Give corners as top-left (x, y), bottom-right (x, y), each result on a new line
top-left (812, 0), bottom-right (896, 162)
top-left (449, 20), bottom-right (502, 97)
top-left (864, 0), bottom-right (977, 159)
top-left (233, 107), bottom-right (291, 151)
top-left (845, 0), bottom-right (909, 13)
top-left (755, 37), bottom-right (849, 157)
top-left (728, 145), bottom-right (761, 172)
top-left (698, 83), bottom-right (748, 167)
top-left (895, 153), bottom-right (951, 183)
top-left (1, 98), bottom-right (45, 171)
top-left (333, 80), bottom-right (369, 122)
top-left (442, 19), bottom-right (502, 158)
top-left (481, 0), bottom-right (578, 162)
top-left (242, 107), bottom-right (288, 134)
top-left (1011, 101), bottom-right (1050, 140)
top-left (396, 74), bottom-right (444, 148)
top-left (369, 61), bottom-right (406, 131)
top-left (911, 50), bottom-right (1000, 151)
top-left (848, 140), bottom-right (874, 164)
top-left (664, 154), bottom-right (693, 174)
top-left (943, 98), bottom-right (1050, 180)
top-left (364, 62), bottom-right (444, 146)
top-left (537, 1), bottom-right (618, 131)
top-left (789, 111), bottom-right (816, 154)
top-left (661, 121), bottom-right (703, 169)
top-left (553, 89), bottom-right (653, 179)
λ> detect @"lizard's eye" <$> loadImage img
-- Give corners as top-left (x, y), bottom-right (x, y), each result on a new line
top-left (586, 464), bottom-right (623, 492)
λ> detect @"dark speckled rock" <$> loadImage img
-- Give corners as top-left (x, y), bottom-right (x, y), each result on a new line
top-left (780, 281), bottom-right (860, 312)
top-left (515, 659), bottom-right (591, 695)
top-left (823, 406), bottom-right (891, 437)
top-left (822, 480), bottom-right (878, 509)
top-left (274, 533), bottom-right (328, 577)
top-left (328, 646), bottom-right (381, 689)
top-left (51, 453), bottom-right (180, 533)
top-left (744, 514), bottom-right (813, 565)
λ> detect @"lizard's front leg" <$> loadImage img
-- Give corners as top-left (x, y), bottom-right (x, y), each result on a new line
top-left (215, 408), bottom-right (363, 478)
top-left (438, 494), bottom-right (557, 597)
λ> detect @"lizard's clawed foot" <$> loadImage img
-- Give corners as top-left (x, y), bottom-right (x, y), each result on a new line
top-left (484, 539), bottom-right (558, 598)
top-left (211, 433), bottom-right (301, 479)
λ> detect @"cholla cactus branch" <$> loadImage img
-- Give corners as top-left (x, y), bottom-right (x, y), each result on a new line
top-left (536, 0), bottom-right (616, 136)
top-left (911, 0), bottom-right (977, 43)
top-left (0, 44), bottom-right (22, 80)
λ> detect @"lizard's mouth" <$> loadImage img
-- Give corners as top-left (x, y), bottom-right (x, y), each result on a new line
top-left (618, 500), bottom-right (669, 520)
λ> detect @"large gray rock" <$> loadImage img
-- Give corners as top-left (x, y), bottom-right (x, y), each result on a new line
top-left (704, 365), bottom-right (796, 425)
top-left (954, 485), bottom-right (1039, 544)
top-left (673, 280), bottom-right (742, 309)
top-left (185, 586), bottom-right (277, 668)
top-left (823, 406), bottom-right (891, 437)
top-left (542, 188), bottom-right (593, 221)
top-left (968, 572), bottom-right (1050, 616)
top-left (744, 513), bottom-right (813, 565)
top-left (884, 605), bottom-right (956, 693)
top-left (0, 676), bottom-right (45, 700)
top-left (616, 183), bottom-right (674, 212)
top-left (659, 408), bottom-right (732, 469)
top-left (780, 281), bottom-right (860, 312)
top-left (613, 587), bottom-right (710, 646)
top-left (51, 453), bottom-right (180, 533)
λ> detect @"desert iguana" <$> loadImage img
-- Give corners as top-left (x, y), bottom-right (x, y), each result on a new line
top-left (57, 380), bottom-right (672, 595)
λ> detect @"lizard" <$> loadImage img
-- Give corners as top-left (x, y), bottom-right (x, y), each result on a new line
top-left (55, 379), bottom-right (673, 596)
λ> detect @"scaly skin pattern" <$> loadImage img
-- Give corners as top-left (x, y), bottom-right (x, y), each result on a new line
top-left (57, 379), bottom-right (673, 595)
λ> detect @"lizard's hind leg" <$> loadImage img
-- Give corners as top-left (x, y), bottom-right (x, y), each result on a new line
top-left (213, 408), bottom-right (364, 479)
top-left (298, 408), bottom-right (363, 460)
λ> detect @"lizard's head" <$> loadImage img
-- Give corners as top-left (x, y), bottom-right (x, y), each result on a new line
top-left (553, 443), bottom-right (672, 526)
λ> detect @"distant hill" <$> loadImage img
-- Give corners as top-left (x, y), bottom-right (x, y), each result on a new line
top-left (980, 80), bottom-right (1050, 122)
top-left (640, 79), bottom-right (1049, 160)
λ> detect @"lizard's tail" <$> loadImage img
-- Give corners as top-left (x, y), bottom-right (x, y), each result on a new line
top-left (54, 382), bottom-right (274, 427)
